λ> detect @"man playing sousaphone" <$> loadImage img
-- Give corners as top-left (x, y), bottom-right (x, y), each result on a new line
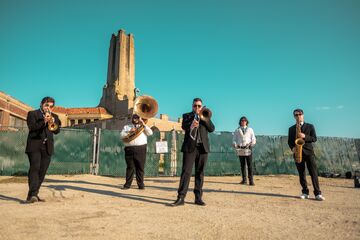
top-left (120, 96), bottom-right (157, 190)
top-left (288, 108), bottom-right (325, 201)
top-left (120, 114), bottom-right (153, 190)
top-left (232, 116), bottom-right (256, 185)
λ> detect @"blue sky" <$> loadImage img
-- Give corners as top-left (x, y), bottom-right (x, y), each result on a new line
top-left (1, 0), bottom-right (359, 137)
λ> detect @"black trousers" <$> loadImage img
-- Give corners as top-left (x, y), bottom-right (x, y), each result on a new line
top-left (177, 145), bottom-right (208, 199)
top-left (295, 153), bottom-right (321, 196)
top-left (27, 144), bottom-right (51, 198)
top-left (239, 154), bottom-right (253, 182)
top-left (124, 144), bottom-right (147, 188)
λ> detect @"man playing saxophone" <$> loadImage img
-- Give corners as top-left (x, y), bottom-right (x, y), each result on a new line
top-left (288, 109), bottom-right (325, 201)
top-left (120, 114), bottom-right (153, 190)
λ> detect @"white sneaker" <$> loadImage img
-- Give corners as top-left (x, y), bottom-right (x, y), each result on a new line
top-left (315, 195), bottom-right (325, 201)
top-left (300, 193), bottom-right (309, 199)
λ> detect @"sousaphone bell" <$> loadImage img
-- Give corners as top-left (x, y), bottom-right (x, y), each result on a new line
top-left (122, 95), bottom-right (158, 142)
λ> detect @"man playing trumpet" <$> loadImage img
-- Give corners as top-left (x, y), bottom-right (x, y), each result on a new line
top-left (120, 114), bottom-right (153, 190)
top-left (25, 96), bottom-right (61, 203)
top-left (288, 108), bottom-right (325, 201)
top-left (171, 98), bottom-right (215, 206)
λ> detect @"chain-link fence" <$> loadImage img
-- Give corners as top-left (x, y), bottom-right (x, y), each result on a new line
top-left (0, 127), bottom-right (29, 175)
top-left (164, 132), bottom-right (360, 176)
top-left (0, 127), bottom-right (93, 175)
top-left (50, 128), bottom-right (93, 174)
top-left (1, 127), bottom-right (359, 177)
top-left (97, 129), bottom-right (160, 176)
top-left (356, 139), bottom-right (360, 162)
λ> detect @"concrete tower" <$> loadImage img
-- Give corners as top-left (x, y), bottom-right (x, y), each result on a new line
top-left (99, 29), bottom-right (135, 117)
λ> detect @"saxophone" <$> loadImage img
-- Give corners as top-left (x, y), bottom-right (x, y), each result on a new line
top-left (294, 122), bottom-right (305, 163)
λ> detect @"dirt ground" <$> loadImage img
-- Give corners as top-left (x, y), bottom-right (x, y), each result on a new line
top-left (0, 174), bottom-right (359, 240)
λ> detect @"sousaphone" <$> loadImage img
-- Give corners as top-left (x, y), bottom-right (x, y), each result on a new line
top-left (122, 95), bottom-right (158, 142)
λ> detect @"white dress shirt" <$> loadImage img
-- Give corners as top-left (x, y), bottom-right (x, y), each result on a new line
top-left (232, 126), bottom-right (256, 147)
top-left (120, 124), bottom-right (153, 147)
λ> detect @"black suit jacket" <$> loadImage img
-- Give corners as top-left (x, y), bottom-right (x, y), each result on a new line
top-left (181, 112), bottom-right (215, 153)
top-left (25, 109), bottom-right (61, 155)
top-left (288, 122), bottom-right (317, 156)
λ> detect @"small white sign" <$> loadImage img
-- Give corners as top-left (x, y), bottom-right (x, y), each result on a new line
top-left (156, 141), bottom-right (168, 153)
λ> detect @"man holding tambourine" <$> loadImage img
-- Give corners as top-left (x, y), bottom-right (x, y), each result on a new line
top-left (232, 116), bottom-right (256, 186)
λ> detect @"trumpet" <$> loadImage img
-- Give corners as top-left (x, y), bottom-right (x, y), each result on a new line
top-left (44, 110), bottom-right (59, 132)
top-left (199, 106), bottom-right (212, 124)
top-left (190, 106), bottom-right (212, 140)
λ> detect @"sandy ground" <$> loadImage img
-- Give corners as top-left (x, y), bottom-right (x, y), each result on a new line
top-left (0, 174), bottom-right (359, 240)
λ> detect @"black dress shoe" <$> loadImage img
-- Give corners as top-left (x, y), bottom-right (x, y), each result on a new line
top-left (249, 181), bottom-right (255, 186)
top-left (240, 180), bottom-right (247, 184)
top-left (36, 196), bottom-right (46, 202)
top-left (25, 196), bottom-right (38, 204)
top-left (138, 186), bottom-right (145, 190)
top-left (170, 197), bottom-right (184, 206)
top-left (121, 186), bottom-right (130, 190)
top-left (194, 199), bottom-right (206, 206)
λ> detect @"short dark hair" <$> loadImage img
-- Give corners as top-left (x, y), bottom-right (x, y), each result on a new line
top-left (193, 98), bottom-right (202, 103)
top-left (293, 108), bottom-right (304, 115)
top-left (41, 96), bottom-right (55, 105)
top-left (239, 116), bottom-right (249, 125)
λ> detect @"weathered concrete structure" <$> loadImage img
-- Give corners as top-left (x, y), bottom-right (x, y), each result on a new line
top-left (99, 29), bottom-right (135, 118)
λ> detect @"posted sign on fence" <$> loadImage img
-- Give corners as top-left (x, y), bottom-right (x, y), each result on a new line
top-left (155, 141), bottom-right (168, 153)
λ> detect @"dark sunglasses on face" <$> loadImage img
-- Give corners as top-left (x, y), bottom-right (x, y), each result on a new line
top-left (294, 113), bottom-right (302, 116)
top-left (193, 105), bottom-right (202, 108)
top-left (44, 103), bottom-right (54, 108)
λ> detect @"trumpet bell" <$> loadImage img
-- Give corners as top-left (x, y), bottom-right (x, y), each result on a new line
top-left (133, 95), bottom-right (158, 119)
top-left (48, 123), bottom-right (59, 132)
top-left (199, 107), bottom-right (212, 121)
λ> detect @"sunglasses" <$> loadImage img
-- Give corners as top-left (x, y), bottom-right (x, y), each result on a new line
top-left (44, 103), bottom-right (54, 108)
top-left (294, 113), bottom-right (303, 116)
top-left (193, 105), bottom-right (202, 108)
